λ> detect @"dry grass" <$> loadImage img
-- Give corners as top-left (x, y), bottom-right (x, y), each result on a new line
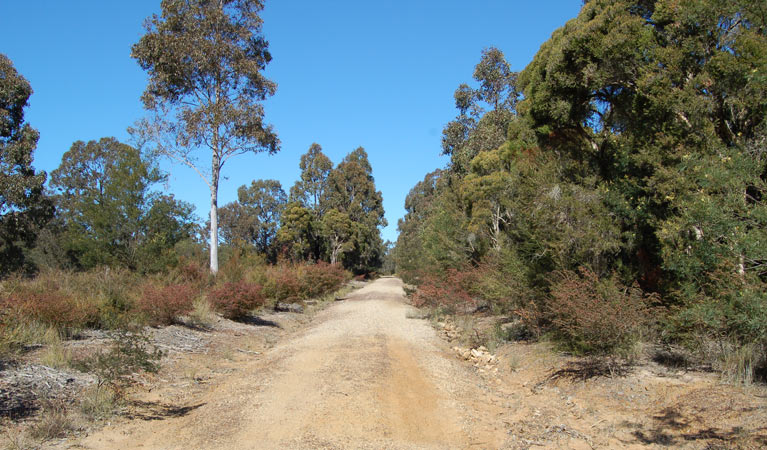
top-left (79, 386), bottom-right (120, 421)
top-left (0, 321), bottom-right (60, 357)
top-left (184, 296), bottom-right (217, 329)
top-left (39, 341), bottom-right (73, 369)
top-left (29, 400), bottom-right (75, 442)
top-left (1, 424), bottom-right (32, 450)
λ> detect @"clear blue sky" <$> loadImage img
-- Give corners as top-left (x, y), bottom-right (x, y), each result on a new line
top-left (1, 1), bottom-right (582, 243)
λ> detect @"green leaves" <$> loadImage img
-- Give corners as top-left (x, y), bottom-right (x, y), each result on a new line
top-left (132, 0), bottom-right (280, 273)
top-left (49, 138), bottom-right (195, 271)
top-left (0, 54), bottom-right (51, 275)
top-left (219, 179), bottom-right (286, 259)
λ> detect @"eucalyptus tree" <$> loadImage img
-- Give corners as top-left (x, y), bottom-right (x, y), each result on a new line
top-left (324, 147), bottom-right (386, 273)
top-left (131, 0), bottom-right (279, 274)
top-left (0, 54), bottom-right (50, 275)
top-left (50, 138), bottom-right (195, 270)
top-left (441, 47), bottom-right (518, 174)
top-left (218, 179), bottom-right (286, 258)
top-left (290, 143), bottom-right (333, 216)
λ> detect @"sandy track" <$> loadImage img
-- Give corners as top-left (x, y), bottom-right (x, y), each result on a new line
top-left (80, 278), bottom-right (506, 449)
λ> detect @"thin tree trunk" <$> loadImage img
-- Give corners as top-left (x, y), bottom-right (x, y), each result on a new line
top-left (210, 156), bottom-right (220, 274)
top-left (330, 236), bottom-right (339, 264)
top-left (491, 203), bottom-right (502, 253)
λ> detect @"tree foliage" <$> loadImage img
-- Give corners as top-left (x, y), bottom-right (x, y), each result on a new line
top-left (397, 0), bottom-right (767, 375)
top-left (218, 179), bottom-right (286, 259)
top-left (131, 0), bottom-right (279, 274)
top-left (324, 147), bottom-right (386, 273)
top-left (0, 54), bottom-right (51, 276)
top-left (49, 138), bottom-right (195, 271)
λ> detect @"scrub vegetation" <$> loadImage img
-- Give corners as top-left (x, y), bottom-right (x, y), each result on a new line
top-left (396, 0), bottom-right (767, 384)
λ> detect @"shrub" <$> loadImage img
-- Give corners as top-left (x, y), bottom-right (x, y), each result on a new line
top-left (4, 291), bottom-right (97, 334)
top-left (135, 284), bottom-right (196, 326)
top-left (262, 263), bottom-right (348, 303)
top-left (669, 278), bottom-right (767, 384)
top-left (262, 264), bottom-right (301, 303)
top-left (75, 329), bottom-right (162, 392)
top-left (411, 268), bottom-right (477, 311)
top-left (546, 267), bottom-right (654, 356)
top-left (297, 262), bottom-right (347, 299)
top-left (172, 257), bottom-right (208, 287)
top-left (209, 281), bottom-right (264, 320)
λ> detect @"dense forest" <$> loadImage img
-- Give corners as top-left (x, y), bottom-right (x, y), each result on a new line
top-left (395, 0), bottom-right (767, 382)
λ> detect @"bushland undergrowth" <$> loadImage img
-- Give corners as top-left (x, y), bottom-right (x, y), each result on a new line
top-left (395, 0), bottom-right (767, 384)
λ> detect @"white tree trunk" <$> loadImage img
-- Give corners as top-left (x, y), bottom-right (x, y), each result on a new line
top-left (330, 235), bottom-right (340, 265)
top-left (491, 203), bottom-right (502, 253)
top-left (210, 156), bottom-right (220, 274)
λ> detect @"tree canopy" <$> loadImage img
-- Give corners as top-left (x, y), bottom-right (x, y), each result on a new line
top-left (49, 138), bottom-right (196, 271)
top-left (0, 54), bottom-right (50, 275)
top-left (396, 0), bottom-right (767, 376)
top-left (132, 0), bottom-right (279, 274)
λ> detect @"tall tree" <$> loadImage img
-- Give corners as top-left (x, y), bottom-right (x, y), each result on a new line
top-left (131, 0), bottom-right (279, 274)
top-left (0, 54), bottom-right (50, 276)
top-left (290, 143), bottom-right (333, 216)
top-left (324, 147), bottom-right (386, 273)
top-left (441, 47), bottom-right (518, 174)
top-left (219, 179), bottom-right (285, 258)
top-left (50, 138), bottom-right (194, 270)
top-left (276, 201), bottom-right (315, 261)
top-left (320, 208), bottom-right (354, 264)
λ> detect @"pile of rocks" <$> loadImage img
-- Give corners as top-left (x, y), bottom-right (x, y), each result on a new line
top-left (452, 345), bottom-right (499, 373)
top-left (437, 322), bottom-right (461, 342)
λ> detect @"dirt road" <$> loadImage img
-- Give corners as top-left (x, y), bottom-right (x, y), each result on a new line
top-left (81, 277), bottom-right (507, 449)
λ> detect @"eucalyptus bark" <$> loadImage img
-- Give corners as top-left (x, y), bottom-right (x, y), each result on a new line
top-left (210, 155), bottom-right (221, 274)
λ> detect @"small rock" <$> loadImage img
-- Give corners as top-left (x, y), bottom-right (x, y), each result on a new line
top-left (274, 302), bottom-right (304, 313)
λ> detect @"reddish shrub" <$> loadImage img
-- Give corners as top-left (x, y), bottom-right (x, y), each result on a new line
top-left (411, 268), bottom-right (477, 311)
top-left (135, 284), bottom-right (196, 326)
top-left (547, 267), bottom-right (655, 355)
top-left (209, 281), bottom-right (264, 320)
top-left (262, 265), bottom-right (301, 302)
top-left (298, 262), bottom-right (348, 299)
top-left (5, 291), bottom-right (96, 331)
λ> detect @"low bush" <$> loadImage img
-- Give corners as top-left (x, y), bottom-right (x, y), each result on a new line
top-left (75, 329), bottom-right (162, 392)
top-left (546, 267), bottom-right (654, 356)
top-left (262, 263), bottom-right (349, 303)
top-left (262, 265), bottom-right (301, 303)
top-left (669, 278), bottom-right (767, 384)
top-left (172, 257), bottom-right (209, 287)
top-left (297, 262), bottom-right (348, 299)
top-left (209, 281), bottom-right (264, 320)
top-left (411, 268), bottom-right (477, 311)
top-left (135, 283), bottom-right (196, 326)
top-left (3, 291), bottom-right (97, 335)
